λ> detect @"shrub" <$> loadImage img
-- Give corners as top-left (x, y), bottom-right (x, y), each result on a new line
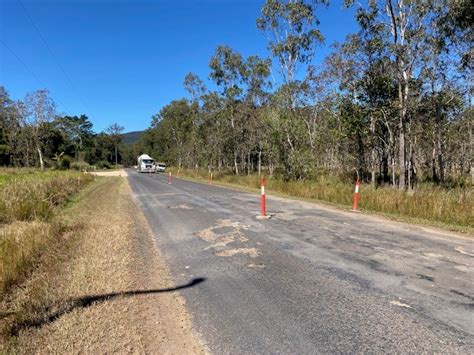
top-left (71, 161), bottom-right (93, 171)
top-left (96, 160), bottom-right (111, 169)
top-left (58, 156), bottom-right (71, 170)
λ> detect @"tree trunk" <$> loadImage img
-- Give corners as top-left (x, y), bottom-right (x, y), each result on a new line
top-left (470, 117), bottom-right (474, 184)
top-left (115, 145), bottom-right (118, 169)
top-left (432, 143), bottom-right (437, 182)
top-left (387, 0), bottom-right (409, 190)
top-left (26, 139), bottom-right (30, 168)
top-left (370, 115), bottom-right (376, 187)
top-left (247, 151), bottom-right (251, 175)
top-left (437, 124), bottom-right (445, 185)
top-left (234, 152), bottom-right (239, 175)
top-left (398, 84), bottom-right (406, 190)
top-left (37, 145), bottom-right (44, 170)
top-left (258, 150), bottom-right (262, 176)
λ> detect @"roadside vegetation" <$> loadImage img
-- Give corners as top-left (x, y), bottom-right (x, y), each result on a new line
top-left (0, 175), bottom-right (203, 353)
top-left (127, 0), bottom-right (471, 232)
top-left (170, 168), bottom-right (473, 232)
top-left (0, 87), bottom-right (129, 172)
top-left (1, 0), bottom-right (471, 231)
top-left (0, 169), bottom-right (93, 296)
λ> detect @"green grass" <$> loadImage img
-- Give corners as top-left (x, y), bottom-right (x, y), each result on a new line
top-left (0, 169), bottom-right (94, 223)
top-left (169, 167), bottom-right (473, 234)
top-left (0, 168), bottom-right (95, 295)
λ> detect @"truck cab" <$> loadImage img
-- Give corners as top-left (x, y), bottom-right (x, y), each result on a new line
top-left (137, 154), bottom-right (156, 173)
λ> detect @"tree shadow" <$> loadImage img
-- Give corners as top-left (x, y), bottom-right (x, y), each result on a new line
top-left (9, 277), bottom-right (206, 336)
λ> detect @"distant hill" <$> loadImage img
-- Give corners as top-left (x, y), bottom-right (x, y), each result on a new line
top-left (121, 130), bottom-right (144, 145)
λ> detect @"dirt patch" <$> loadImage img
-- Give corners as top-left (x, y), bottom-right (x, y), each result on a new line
top-left (196, 219), bottom-right (252, 256)
top-left (170, 204), bottom-right (193, 210)
top-left (90, 169), bottom-right (128, 177)
top-left (247, 263), bottom-right (266, 268)
top-left (215, 248), bottom-right (259, 258)
top-left (390, 300), bottom-right (413, 309)
top-left (0, 177), bottom-right (205, 353)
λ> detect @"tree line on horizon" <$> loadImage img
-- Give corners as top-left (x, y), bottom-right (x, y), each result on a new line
top-left (0, 86), bottom-right (125, 170)
top-left (132, 0), bottom-right (472, 189)
top-left (2, 0), bottom-right (472, 189)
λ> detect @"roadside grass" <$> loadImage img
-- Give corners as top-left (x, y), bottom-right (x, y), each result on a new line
top-left (169, 168), bottom-right (473, 234)
top-left (0, 169), bottom-right (94, 296)
top-left (1, 176), bottom-right (204, 354)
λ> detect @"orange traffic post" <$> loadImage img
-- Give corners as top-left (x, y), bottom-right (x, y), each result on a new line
top-left (260, 176), bottom-right (266, 217)
top-left (351, 179), bottom-right (360, 212)
top-left (168, 171), bottom-right (172, 184)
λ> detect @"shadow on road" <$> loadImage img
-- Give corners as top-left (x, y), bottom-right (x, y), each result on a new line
top-left (8, 277), bottom-right (206, 336)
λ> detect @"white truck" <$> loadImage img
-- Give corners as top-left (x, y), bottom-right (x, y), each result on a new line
top-left (137, 154), bottom-right (156, 173)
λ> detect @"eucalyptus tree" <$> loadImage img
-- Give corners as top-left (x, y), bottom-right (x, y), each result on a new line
top-left (24, 89), bottom-right (56, 170)
top-left (256, 0), bottom-right (327, 84)
top-left (241, 55), bottom-right (272, 174)
top-left (384, 0), bottom-right (436, 188)
top-left (156, 99), bottom-right (194, 168)
top-left (184, 72), bottom-right (207, 168)
top-left (328, 3), bottom-right (399, 185)
top-left (256, 0), bottom-right (328, 178)
top-left (209, 45), bottom-right (247, 174)
top-left (199, 91), bottom-right (227, 171)
top-left (0, 87), bottom-right (18, 165)
top-left (341, 0), bottom-right (444, 189)
top-left (106, 123), bottom-right (124, 169)
top-left (55, 114), bottom-right (93, 160)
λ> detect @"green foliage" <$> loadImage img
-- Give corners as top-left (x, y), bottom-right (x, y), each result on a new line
top-left (96, 160), bottom-right (112, 169)
top-left (1, 0), bottom-right (472, 195)
top-left (70, 161), bottom-right (93, 171)
top-left (57, 155), bottom-right (71, 170)
top-left (256, 0), bottom-right (327, 82)
top-left (0, 169), bottom-right (94, 223)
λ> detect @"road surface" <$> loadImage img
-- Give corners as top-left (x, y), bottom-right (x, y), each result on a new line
top-left (127, 170), bottom-right (473, 353)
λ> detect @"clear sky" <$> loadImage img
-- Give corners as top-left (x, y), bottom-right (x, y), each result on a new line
top-left (1, 0), bottom-right (357, 132)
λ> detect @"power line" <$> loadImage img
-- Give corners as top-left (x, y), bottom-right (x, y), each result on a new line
top-left (16, 0), bottom-right (91, 115)
top-left (0, 39), bottom-right (71, 113)
top-left (1, 40), bottom-right (46, 88)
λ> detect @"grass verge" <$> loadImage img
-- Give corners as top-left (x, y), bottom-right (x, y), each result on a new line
top-left (0, 176), bottom-right (204, 353)
top-left (169, 168), bottom-right (473, 235)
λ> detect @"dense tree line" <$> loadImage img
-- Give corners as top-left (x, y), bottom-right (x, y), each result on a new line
top-left (137, 0), bottom-right (472, 188)
top-left (0, 87), bottom-right (124, 169)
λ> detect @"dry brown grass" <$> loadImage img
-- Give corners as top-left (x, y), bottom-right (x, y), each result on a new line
top-left (169, 168), bottom-right (473, 233)
top-left (1, 177), bottom-right (205, 353)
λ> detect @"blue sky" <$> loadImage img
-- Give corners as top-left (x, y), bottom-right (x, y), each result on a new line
top-left (1, 0), bottom-right (357, 132)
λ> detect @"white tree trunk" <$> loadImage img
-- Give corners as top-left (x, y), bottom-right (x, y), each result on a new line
top-left (37, 145), bottom-right (44, 170)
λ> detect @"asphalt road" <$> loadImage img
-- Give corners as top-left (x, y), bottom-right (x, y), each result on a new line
top-left (127, 170), bottom-right (473, 354)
